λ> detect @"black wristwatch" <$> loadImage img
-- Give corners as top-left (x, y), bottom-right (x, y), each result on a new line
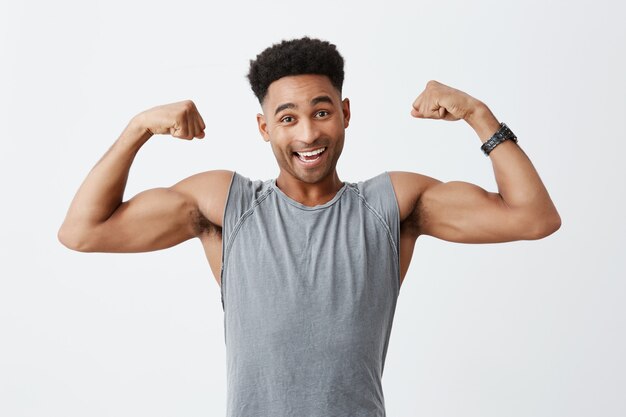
top-left (481, 122), bottom-right (518, 156)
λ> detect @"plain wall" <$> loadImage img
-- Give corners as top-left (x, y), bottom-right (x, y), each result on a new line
top-left (1, 0), bottom-right (624, 416)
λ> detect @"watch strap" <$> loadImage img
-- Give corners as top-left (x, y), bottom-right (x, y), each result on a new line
top-left (481, 122), bottom-right (518, 156)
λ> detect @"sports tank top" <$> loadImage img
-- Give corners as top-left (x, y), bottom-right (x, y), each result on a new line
top-left (220, 171), bottom-right (401, 417)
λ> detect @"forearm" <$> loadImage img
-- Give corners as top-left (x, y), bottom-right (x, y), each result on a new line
top-left (59, 117), bottom-right (153, 240)
top-left (465, 103), bottom-right (561, 226)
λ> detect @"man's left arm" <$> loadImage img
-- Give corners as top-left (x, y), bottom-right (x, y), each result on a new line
top-left (392, 80), bottom-right (561, 243)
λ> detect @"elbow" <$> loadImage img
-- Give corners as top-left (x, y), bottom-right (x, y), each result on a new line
top-left (552, 212), bottom-right (562, 232)
top-left (527, 212), bottom-right (562, 240)
top-left (57, 225), bottom-right (92, 252)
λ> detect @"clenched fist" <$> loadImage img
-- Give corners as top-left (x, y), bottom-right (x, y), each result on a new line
top-left (410, 80), bottom-right (482, 122)
top-left (134, 100), bottom-right (206, 140)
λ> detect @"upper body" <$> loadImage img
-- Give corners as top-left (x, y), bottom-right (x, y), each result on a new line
top-left (58, 36), bottom-right (561, 291)
top-left (57, 37), bottom-right (561, 415)
top-left (219, 171), bottom-right (403, 415)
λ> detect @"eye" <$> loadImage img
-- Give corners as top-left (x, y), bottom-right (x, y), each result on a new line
top-left (281, 115), bottom-right (294, 123)
top-left (316, 110), bottom-right (329, 118)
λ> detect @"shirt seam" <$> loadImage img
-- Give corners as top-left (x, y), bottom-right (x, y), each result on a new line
top-left (271, 180), bottom-right (348, 211)
top-left (383, 170), bottom-right (403, 292)
top-left (219, 171), bottom-right (237, 311)
top-left (346, 184), bottom-right (400, 270)
top-left (223, 186), bottom-right (274, 269)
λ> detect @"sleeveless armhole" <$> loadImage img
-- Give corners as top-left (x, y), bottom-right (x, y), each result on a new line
top-left (356, 171), bottom-right (402, 289)
top-left (219, 172), bottom-right (266, 311)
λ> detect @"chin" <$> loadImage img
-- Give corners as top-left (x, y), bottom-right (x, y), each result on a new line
top-left (298, 166), bottom-right (337, 184)
top-left (297, 175), bottom-right (325, 184)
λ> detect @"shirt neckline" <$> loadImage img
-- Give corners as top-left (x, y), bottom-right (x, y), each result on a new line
top-left (270, 179), bottom-right (348, 211)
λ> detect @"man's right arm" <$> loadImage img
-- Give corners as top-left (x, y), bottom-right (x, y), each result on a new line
top-left (57, 100), bottom-right (231, 253)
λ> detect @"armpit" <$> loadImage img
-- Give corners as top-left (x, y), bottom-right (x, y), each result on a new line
top-left (192, 207), bottom-right (222, 237)
top-left (400, 199), bottom-right (422, 237)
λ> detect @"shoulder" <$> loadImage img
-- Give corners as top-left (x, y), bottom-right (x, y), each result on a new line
top-left (169, 170), bottom-right (235, 231)
top-left (387, 171), bottom-right (443, 223)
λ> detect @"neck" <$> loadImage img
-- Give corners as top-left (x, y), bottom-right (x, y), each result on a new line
top-left (275, 171), bottom-right (344, 206)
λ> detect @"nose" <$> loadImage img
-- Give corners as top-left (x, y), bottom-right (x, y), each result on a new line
top-left (295, 118), bottom-right (320, 145)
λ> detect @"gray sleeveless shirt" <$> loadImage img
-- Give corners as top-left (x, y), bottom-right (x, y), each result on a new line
top-left (220, 171), bottom-right (401, 417)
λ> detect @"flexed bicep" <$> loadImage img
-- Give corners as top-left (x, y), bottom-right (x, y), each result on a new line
top-left (417, 180), bottom-right (537, 243)
top-left (81, 187), bottom-right (200, 253)
top-left (66, 170), bottom-right (233, 253)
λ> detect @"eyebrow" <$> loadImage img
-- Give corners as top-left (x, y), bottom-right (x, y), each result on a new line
top-left (274, 95), bottom-right (334, 116)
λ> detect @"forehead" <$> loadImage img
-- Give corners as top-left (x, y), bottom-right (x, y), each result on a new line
top-left (263, 74), bottom-right (340, 110)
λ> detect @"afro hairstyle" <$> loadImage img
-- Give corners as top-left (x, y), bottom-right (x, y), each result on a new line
top-left (247, 36), bottom-right (345, 105)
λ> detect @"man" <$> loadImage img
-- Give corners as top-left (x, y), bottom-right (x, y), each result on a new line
top-left (58, 37), bottom-right (561, 416)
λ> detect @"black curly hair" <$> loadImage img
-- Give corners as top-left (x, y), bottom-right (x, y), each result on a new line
top-left (247, 37), bottom-right (345, 105)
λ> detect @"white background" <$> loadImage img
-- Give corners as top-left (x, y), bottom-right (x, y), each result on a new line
top-left (1, 0), bottom-right (625, 416)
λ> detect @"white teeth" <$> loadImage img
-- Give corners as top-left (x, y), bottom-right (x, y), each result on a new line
top-left (296, 147), bottom-right (326, 157)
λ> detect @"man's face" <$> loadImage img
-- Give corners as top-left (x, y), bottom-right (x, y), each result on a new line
top-left (257, 74), bottom-right (350, 185)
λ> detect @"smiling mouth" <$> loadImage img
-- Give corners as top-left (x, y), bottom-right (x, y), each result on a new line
top-left (293, 147), bottom-right (327, 162)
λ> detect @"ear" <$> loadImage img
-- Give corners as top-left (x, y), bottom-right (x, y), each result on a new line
top-left (256, 113), bottom-right (270, 142)
top-left (341, 98), bottom-right (351, 128)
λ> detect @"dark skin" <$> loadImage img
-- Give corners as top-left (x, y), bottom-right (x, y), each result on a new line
top-left (58, 75), bottom-right (561, 287)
